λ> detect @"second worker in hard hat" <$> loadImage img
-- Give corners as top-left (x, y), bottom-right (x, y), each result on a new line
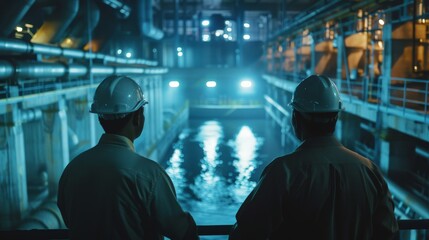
top-left (229, 75), bottom-right (398, 240)
top-left (57, 75), bottom-right (199, 240)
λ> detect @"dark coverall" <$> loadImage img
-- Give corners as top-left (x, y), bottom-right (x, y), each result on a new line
top-left (58, 134), bottom-right (198, 240)
top-left (230, 136), bottom-right (398, 240)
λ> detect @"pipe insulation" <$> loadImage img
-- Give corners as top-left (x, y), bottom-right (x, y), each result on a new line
top-left (0, 38), bottom-right (158, 66)
top-left (0, 60), bottom-right (167, 80)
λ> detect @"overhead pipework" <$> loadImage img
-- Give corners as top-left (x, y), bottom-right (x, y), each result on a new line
top-left (0, 37), bottom-right (158, 66)
top-left (137, 0), bottom-right (164, 40)
top-left (102, 0), bottom-right (131, 19)
top-left (0, 60), bottom-right (167, 80)
top-left (31, 0), bottom-right (80, 44)
top-left (61, 0), bottom-right (100, 49)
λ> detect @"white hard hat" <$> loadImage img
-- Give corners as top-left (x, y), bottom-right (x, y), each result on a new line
top-left (289, 75), bottom-right (343, 113)
top-left (90, 75), bottom-right (148, 119)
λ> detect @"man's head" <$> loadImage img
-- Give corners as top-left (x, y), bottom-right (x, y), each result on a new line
top-left (90, 75), bottom-right (148, 140)
top-left (289, 75), bottom-right (343, 141)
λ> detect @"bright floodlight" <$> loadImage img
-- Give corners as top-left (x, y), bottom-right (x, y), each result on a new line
top-left (16, 26), bottom-right (23, 32)
top-left (126, 52), bottom-right (132, 58)
top-left (202, 34), bottom-right (210, 42)
top-left (243, 34), bottom-right (250, 40)
top-left (240, 80), bottom-right (252, 88)
top-left (117, 49), bottom-right (122, 54)
top-left (169, 81), bottom-right (180, 88)
top-left (202, 20), bottom-right (210, 26)
top-left (206, 81), bottom-right (217, 88)
top-left (226, 27), bottom-right (232, 32)
top-left (215, 30), bottom-right (224, 37)
top-left (243, 23), bottom-right (250, 28)
top-left (177, 52), bottom-right (183, 57)
top-left (177, 47), bottom-right (182, 52)
top-left (378, 19), bottom-right (385, 26)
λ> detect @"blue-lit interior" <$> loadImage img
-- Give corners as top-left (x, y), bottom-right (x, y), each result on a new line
top-left (0, 0), bottom-right (428, 239)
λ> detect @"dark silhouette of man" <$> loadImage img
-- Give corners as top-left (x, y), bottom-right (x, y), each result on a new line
top-left (58, 75), bottom-right (199, 240)
top-left (229, 75), bottom-right (398, 239)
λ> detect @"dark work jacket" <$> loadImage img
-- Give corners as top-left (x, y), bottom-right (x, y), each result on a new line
top-left (229, 136), bottom-right (398, 240)
top-left (58, 134), bottom-right (198, 240)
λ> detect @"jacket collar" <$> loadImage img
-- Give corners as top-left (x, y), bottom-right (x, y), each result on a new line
top-left (98, 133), bottom-right (135, 152)
top-left (296, 135), bottom-right (342, 151)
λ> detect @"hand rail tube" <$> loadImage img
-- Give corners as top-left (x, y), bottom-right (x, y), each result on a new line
top-left (0, 220), bottom-right (428, 239)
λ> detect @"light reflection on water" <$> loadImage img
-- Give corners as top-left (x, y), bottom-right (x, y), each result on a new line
top-left (230, 126), bottom-right (263, 200)
top-left (163, 119), bottom-right (286, 239)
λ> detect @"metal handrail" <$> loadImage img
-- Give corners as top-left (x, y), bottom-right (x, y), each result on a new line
top-left (331, 76), bottom-right (429, 121)
top-left (0, 220), bottom-right (428, 239)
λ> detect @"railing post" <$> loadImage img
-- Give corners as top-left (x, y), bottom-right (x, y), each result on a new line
top-left (0, 103), bottom-right (29, 229)
top-left (401, 80), bottom-right (406, 110)
top-left (43, 97), bottom-right (70, 195)
top-left (425, 82), bottom-right (428, 123)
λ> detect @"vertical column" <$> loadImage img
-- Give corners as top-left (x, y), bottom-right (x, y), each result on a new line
top-left (0, 104), bottom-right (28, 228)
top-left (174, 0), bottom-right (179, 67)
top-left (376, 20), bottom-right (393, 173)
top-left (142, 79), bottom-right (150, 152)
top-left (88, 88), bottom-right (97, 147)
top-left (310, 34), bottom-right (316, 75)
top-left (149, 77), bottom-right (158, 159)
top-left (235, 0), bottom-right (244, 67)
top-left (280, 40), bottom-right (287, 77)
top-left (293, 39), bottom-right (299, 82)
top-left (44, 97), bottom-right (70, 195)
top-left (336, 34), bottom-right (344, 91)
top-left (335, 33), bottom-right (344, 141)
top-left (156, 76), bottom-right (164, 139)
top-left (153, 77), bottom-right (158, 141)
top-left (182, 0), bottom-right (187, 67)
top-left (149, 78), bottom-right (156, 145)
top-left (381, 21), bottom-right (392, 105)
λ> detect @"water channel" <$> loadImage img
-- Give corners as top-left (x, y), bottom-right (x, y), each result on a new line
top-left (160, 117), bottom-right (294, 239)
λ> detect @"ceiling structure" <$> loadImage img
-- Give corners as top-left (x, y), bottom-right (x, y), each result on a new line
top-left (0, 0), bottom-right (404, 58)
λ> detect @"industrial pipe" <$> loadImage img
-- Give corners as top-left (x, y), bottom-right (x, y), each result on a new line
top-left (0, 38), bottom-right (158, 66)
top-left (0, 60), bottom-right (167, 80)
top-left (65, 0), bottom-right (100, 49)
top-left (31, 0), bottom-right (79, 44)
top-left (21, 109), bottom-right (43, 123)
top-left (15, 62), bottom-right (67, 79)
top-left (386, 179), bottom-right (429, 218)
top-left (137, 0), bottom-right (164, 40)
top-left (0, 60), bottom-right (14, 79)
top-left (17, 198), bottom-right (64, 230)
top-left (415, 147), bottom-right (429, 159)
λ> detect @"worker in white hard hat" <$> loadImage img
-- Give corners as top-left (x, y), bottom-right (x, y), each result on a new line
top-left (57, 75), bottom-right (199, 240)
top-left (230, 75), bottom-right (398, 240)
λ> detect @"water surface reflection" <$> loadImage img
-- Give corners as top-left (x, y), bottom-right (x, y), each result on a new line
top-left (162, 118), bottom-right (288, 238)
